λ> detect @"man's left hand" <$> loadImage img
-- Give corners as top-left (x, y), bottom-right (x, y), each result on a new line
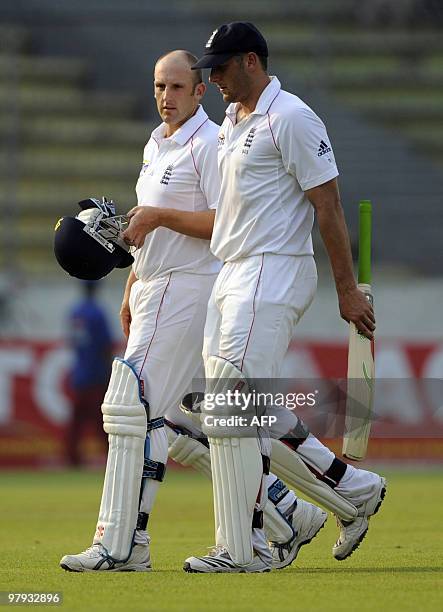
top-left (121, 206), bottom-right (162, 249)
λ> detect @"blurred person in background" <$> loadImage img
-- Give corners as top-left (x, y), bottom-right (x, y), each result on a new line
top-left (65, 280), bottom-right (113, 467)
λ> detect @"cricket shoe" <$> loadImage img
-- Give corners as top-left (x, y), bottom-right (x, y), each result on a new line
top-left (270, 499), bottom-right (328, 569)
top-left (183, 546), bottom-right (272, 573)
top-left (333, 476), bottom-right (387, 561)
top-left (60, 543), bottom-right (151, 572)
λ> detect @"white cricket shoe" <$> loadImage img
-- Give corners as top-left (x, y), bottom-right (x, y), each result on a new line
top-left (333, 476), bottom-right (387, 561)
top-left (184, 546), bottom-right (272, 573)
top-left (270, 499), bottom-right (328, 569)
top-left (60, 543), bottom-right (151, 572)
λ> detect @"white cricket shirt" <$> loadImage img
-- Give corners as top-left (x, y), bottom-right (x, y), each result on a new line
top-left (210, 77), bottom-right (339, 262)
top-left (134, 105), bottom-right (221, 281)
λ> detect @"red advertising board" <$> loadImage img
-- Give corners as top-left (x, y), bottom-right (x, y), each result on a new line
top-left (0, 339), bottom-right (442, 466)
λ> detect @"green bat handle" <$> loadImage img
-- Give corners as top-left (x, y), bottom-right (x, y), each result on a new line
top-left (358, 200), bottom-right (372, 285)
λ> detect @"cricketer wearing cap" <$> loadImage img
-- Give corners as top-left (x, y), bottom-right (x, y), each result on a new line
top-left (59, 49), bottom-right (327, 573)
top-left (184, 22), bottom-right (386, 573)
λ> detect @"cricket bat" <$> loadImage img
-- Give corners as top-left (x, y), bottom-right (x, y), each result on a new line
top-left (342, 200), bottom-right (374, 461)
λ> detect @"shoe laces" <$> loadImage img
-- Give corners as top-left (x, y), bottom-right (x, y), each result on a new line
top-left (335, 516), bottom-right (353, 529)
top-left (82, 544), bottom-right (106, 558)
top-left (207, 545), bottom-right (229, 558)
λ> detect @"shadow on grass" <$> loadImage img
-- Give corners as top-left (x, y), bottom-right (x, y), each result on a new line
top-left (285, 566), bottom-right (443, 574)
top-left (105, 566), bottom-right (443, 575)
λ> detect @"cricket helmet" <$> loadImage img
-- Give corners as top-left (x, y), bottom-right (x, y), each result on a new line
top-left (54, 197), bottom-right (134, 280)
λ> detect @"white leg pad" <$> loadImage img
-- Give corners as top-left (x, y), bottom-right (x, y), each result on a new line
top-left (94, 358), bottom-right (147, 561)
top-left (263, 501), bottom-right (295, 544)
top-left (202, 356), bottom-right (268, 566)
top-left (209, 436), bottom-right (262, 566)
top-left (166, 427), bottom-right (212, 479)
top-left (166, 425), bottom-right (294, 544)
top-left (271, 440), bottom-right (358, 521)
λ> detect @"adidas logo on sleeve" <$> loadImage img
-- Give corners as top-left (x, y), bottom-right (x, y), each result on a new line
top-left (317, 140), bottom-right (332, 156)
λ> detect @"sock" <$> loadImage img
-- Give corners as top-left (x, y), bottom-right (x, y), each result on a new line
top-left (296, 435), bottom-right (380, 505)
top-left (134, 528), bottom-right (149, 545)
top-left (295, 434), bottom-right (336, 473)
top-left (336, 465), bottom-right (381, 505)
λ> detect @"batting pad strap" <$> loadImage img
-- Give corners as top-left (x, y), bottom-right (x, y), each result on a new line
top-left (279, 435), bottom-right (307, 452)
top-left (143, 458), bottom-right (166, 482)
top-left (262, 454), bottom-right (270, 475)
top-left (147, 417), bottom-right (165, 432)
top-left (165, 418), bottom-right (209, 449)
top-left (136, 512), bottom-right (149, 531)
top-left (252, 510), bottom-right (263, 529)
top-left (271, 439), bottom-right (358, 521)
top-left (323, 458), bottom-right (348, 488)
top-left (267, 478), bottom-right (290, 506)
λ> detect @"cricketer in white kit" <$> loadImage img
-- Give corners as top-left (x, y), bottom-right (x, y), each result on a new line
top-left (184, 22), bottom-right (386, 573)
top-left (59, 50), bottom-right (219, 572)
top-left (59, 50), bottom-right (327, 573)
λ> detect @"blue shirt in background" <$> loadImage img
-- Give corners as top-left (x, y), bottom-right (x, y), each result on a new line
top-left (68, 297), bottom-right (113, 389)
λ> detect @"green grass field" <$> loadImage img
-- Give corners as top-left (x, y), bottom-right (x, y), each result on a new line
top-left (1, 469), bottom-right (442, 612)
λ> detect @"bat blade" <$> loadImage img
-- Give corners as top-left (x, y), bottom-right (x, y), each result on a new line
top-left (342, 199), bottom-right (374, 461)
top-left (342, 286), bottom-right (375, 461)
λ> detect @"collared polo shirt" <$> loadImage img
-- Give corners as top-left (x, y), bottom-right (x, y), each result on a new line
top-left (210, 77), bottom-right (339, 262)
top-left (134, 105), bottom-right (221, 281)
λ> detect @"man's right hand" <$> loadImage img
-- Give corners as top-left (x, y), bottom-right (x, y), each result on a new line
top-left (338, 286), bottom-right (375, 340)
top-left (122, 206), bottom-right (162, 249)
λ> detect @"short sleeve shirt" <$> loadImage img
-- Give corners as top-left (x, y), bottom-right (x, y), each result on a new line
top-left (210, 77), bottom-right (339, 262)
top-left (134, 105), bottom-right (221, 281)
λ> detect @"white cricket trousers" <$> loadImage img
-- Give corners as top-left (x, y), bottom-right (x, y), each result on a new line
top-left (124, 271), bottom-right (217, 516)
top-left (203, 254), bottom-right (317, 378)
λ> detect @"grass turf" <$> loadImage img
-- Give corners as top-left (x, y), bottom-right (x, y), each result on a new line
top-left (0, 469), bottom-right (442, 611)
